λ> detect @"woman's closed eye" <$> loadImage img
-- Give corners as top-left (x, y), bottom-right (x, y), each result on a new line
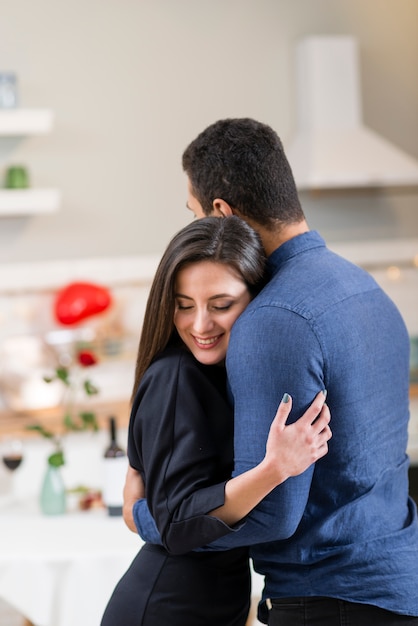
top-left (176, 302), bottom-right (194, 311)
top-left (175, 302), bottom-right (232, 312)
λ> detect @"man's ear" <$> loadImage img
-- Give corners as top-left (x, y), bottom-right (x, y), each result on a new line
top-left (212, 198), bottom-right (234, 217)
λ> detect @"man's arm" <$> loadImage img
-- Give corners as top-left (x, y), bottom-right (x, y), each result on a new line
top-left (212, 306), bottom-right (326, 546)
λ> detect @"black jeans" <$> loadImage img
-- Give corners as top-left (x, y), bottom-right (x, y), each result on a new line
top-left (268, 597), bottom-right (418, 626)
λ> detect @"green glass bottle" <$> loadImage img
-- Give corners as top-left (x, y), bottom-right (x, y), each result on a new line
top-left (40, 464), bottom-right (66, 515)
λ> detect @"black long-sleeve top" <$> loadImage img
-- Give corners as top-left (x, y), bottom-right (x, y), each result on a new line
top-left (128, 344), bottom-right (238, 554)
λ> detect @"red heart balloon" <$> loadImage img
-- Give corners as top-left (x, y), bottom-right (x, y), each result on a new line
top-left (54, 282), bottom-right (112, 325)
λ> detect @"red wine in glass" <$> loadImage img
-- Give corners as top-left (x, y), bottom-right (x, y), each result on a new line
top-left (1, 439), bottom-right (23, 472)
top-left (2, 455), bottom-right (23, 471)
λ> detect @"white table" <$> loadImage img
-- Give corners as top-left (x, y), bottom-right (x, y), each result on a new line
top-left (0, 499), bottom-right (142, 626)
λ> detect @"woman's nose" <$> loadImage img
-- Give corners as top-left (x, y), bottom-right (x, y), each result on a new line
top-left (192, 308), bottom-right (213, 334)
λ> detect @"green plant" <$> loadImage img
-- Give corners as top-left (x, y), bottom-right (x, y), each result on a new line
top-left (27, 349), bottom-right (100, 466)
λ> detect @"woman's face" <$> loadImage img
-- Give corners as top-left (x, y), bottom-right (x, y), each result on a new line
top-left (174, 260), bottom-right (251, 366)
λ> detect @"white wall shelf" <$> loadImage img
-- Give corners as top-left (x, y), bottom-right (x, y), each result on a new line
top-left (0, 109), bottom-right (54, 135)
top-left (0, 108), bottom-right (60, 215)
top-left (0, 189), bottom-right (61, 215)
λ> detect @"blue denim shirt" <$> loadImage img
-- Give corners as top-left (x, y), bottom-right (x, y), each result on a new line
top-left (134, 231), bottom-right (418, 617)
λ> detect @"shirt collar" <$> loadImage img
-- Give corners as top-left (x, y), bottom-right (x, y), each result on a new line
top-left (266, 230), bottom-right (326, 276)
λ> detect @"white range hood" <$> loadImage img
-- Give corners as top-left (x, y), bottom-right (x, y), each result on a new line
top-left (286, 36), bottom-right (418, 190)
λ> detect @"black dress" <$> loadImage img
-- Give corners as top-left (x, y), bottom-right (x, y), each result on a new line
top-left (101, 345), bottom-right (250, 626)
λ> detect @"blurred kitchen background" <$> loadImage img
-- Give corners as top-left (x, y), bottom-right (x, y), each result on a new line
top-left (0, 1), bottom-right (417, 625)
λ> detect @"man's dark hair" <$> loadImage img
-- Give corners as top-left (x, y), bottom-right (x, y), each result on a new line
top-left (182, 118), bottom-right (304, 229)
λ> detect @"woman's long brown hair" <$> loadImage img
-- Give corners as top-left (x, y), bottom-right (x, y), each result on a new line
top-left (131, 216), bottom-right (266, 403)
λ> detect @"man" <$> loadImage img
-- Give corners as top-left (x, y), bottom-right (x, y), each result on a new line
top-left (131, 118), bottom-right (418, 625)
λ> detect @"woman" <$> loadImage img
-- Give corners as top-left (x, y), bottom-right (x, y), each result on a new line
top-left (101, 217), bottom-right (330, 626)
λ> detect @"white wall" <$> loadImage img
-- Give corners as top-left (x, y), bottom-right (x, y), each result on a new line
top-left (0, 0), bottom-right (417, 264)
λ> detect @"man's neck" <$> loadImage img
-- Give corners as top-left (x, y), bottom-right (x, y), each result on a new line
top-left (237, 215), bottom-right (310, 257)
top-left (214, 201), bottom-right (310, 257)
top-left (261, 221), bottom-right (310, 256)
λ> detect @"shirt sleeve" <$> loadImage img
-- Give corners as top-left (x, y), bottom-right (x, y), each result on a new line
top-left (129, 350), bottom-right (237, 554)
top-left (133, 496), bottom-right (246, 551)
top-left (133, 497), bottom-right (162, 543)
top-left (199, 306), bottom-right (326, 550)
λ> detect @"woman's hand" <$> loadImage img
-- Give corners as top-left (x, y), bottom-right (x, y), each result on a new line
top-left (122, 465), bottom-right (145, 533)
top-left (210, 391), bottom-right (331, 526)
top-left (264, 391), bottom-right (331, 480)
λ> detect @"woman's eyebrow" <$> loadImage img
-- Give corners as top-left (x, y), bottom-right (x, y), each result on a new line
top-left (174, 292), bottom-right (192, 299)
top-left (175, 292), bottom-right (233, 300)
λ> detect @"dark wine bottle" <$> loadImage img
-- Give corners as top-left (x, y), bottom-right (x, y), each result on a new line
top-left (102, 416), bottom-right (127, 516)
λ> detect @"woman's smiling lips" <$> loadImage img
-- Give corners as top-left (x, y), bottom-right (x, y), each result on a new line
top-left (192, 334), bottom-right (224, 349)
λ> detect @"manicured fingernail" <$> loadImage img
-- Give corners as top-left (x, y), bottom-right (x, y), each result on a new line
top-left (323, 389), bottom-right (327, 399)
top-left (281, 393), bottom-right (290, 404)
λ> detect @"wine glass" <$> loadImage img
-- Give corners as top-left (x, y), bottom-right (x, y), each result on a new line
top-left (1, 437), bottom-right (24, 472)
